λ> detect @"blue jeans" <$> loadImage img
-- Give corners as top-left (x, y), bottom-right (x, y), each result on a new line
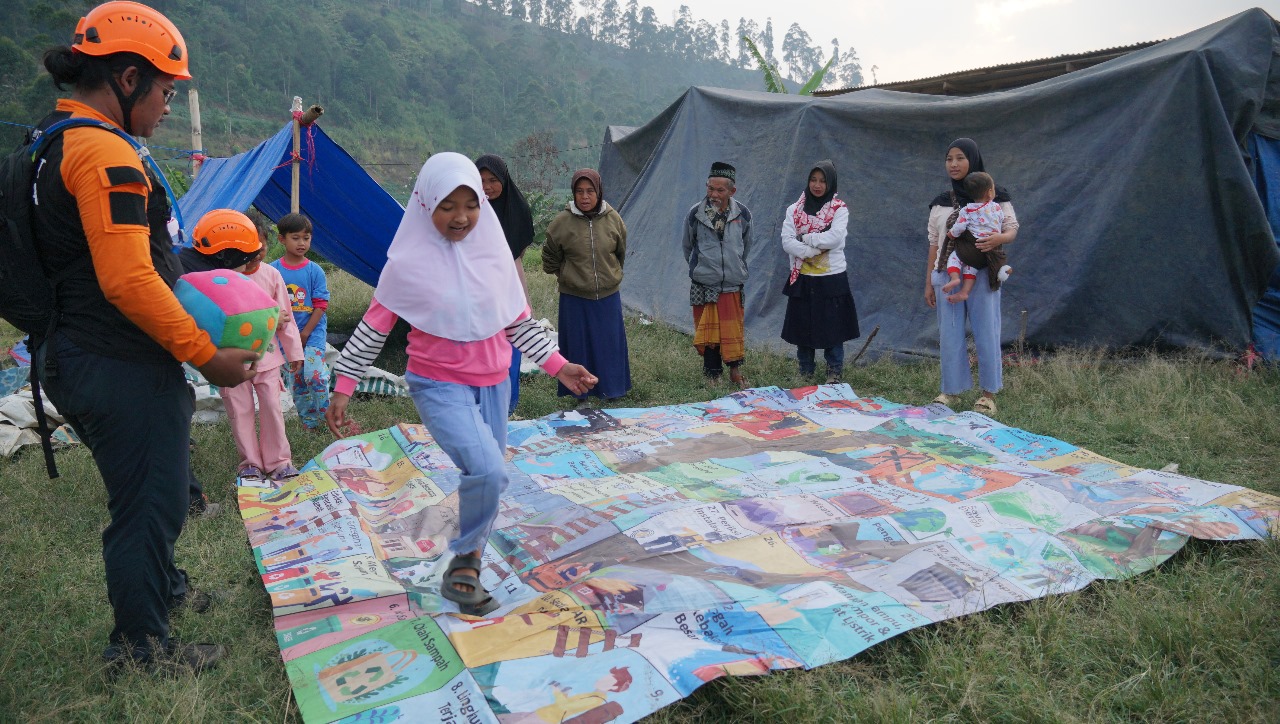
top-left (34, 333), bottom-right (192, 660)
top-left (508, 347), bottom-right (521, 412)
top-left (797, 345), bottom-right (845, 375)
top-left (405, 371), bottom-right (510, 555)
top-left (932, 270), bottom-right (1003, 394)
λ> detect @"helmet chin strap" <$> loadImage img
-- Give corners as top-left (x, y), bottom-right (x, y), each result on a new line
top-left (106, 72), bottom-right (149, 136)
top-left (213, 248), bottom-right (258, 270)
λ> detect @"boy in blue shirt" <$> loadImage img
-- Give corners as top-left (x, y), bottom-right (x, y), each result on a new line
top-left (269, 213), bottom-right (330, 430)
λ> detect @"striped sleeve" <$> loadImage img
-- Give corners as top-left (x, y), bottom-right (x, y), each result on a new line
top-left (505, 315), bottom-right (558, 367)
top-left (332, 298), bottom-right (397, 395)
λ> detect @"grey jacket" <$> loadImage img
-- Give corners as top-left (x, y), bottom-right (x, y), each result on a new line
top-left (681, 198), bottom-right (752, 290)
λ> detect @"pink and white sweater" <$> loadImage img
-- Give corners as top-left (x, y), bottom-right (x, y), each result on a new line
top-left (243, 263), bottom-right (305, 372)
top-left (332, 297), bottom-right (565, 395)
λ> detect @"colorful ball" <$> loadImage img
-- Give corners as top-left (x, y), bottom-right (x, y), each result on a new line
top-left (174, 270), bottom-right (280, 353)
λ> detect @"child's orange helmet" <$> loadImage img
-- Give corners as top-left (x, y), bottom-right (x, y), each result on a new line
top-left (193, 209), bottom-right (263, 269)
top-left (72, 1), bottom-right (191, 80)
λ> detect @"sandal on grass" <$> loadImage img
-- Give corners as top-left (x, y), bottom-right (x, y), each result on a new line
top-left (442, 554), bottom-right (499, 616)
top-left (932, 393), bottom-right (961, 407)
top-left (973, 396), bottom-right (997, 414)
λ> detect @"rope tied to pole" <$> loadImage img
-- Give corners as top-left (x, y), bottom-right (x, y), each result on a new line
top-left (274, 150), bottom-right (305, 170)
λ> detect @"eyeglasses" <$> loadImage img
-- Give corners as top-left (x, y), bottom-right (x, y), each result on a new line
top-left (156, 82), bottom-right (177, 105)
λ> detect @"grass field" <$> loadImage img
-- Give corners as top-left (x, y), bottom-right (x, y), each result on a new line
top-left (1, 251), bottom-right (1277, 722)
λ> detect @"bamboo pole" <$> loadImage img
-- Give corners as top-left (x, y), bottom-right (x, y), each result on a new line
top-left (188, 89), bottom-right (203, 178)
top-left (301, 104), bottom-right (324, 126)
top-left (290, 96), bottom-right (302, 214)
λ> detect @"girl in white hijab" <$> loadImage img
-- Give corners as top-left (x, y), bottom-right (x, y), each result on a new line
top-left (326, 152), bottom-right (597, 615)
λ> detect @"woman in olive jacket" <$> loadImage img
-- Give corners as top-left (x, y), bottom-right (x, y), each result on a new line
top-left (543, 168), bottom-right (632, 400)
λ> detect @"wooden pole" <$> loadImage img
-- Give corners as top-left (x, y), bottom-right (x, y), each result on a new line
top-left (188, 88), bottom-right (203, 178)
top-left (1017, 309), bottom-right (1029, 359)
top-left (850, 324), bottom-right (880, 366)
top-left (290, 96), bottom-right (302, 214)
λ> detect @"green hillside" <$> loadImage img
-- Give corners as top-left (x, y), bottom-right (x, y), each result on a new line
top-left (1, 0), bottom-right (771, 196)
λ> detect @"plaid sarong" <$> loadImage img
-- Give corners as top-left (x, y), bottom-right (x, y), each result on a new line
top-left (692, 291), bottom-right (745, 364)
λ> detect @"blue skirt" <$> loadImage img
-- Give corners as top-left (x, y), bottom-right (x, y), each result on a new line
top-left (557, 291), bottom-right (632, 399)
top-left (780, 271), bottom-right (860, 349)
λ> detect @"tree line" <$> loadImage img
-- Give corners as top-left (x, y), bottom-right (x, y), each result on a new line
top-left (0, 0), bottom-right (863, 199)
top-left (461, 0), bottom-right (864, 88)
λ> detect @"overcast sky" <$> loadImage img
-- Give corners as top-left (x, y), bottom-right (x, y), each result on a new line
top-left (638, 0), bottom-right (1280, 83)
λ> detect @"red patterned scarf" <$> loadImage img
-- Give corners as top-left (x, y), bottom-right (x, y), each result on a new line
top-left (789, 195), bottom-right (846, 283)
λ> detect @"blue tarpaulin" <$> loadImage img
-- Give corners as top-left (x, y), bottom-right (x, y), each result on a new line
top-left (177, 123), bottom-right (403, 287)
top-left (1249, 132), bottom-right (1280, 360)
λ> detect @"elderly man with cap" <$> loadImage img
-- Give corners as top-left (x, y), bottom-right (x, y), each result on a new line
top-left (681, 161), bottom-right (753, 386)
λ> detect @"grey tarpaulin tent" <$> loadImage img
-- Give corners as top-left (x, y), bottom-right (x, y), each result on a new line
top-left (600, 8), bottom-right (1280, 359)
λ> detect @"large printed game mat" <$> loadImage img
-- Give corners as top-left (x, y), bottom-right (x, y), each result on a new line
top-left (236, 384), bottom-right (1279, 723)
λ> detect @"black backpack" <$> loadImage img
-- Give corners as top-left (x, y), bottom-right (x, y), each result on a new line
top-left (0, 118), bottom-right (127, 334)
top-left (0, 117), bottom-right (133, 477)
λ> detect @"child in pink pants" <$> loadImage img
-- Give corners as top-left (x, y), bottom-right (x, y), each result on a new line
top-left (224, 247), bottom-right (305, 482)
top-left (190, 209), bottom-right (305, 483)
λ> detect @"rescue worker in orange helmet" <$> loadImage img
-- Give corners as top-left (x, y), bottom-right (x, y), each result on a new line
top-left (30, 1), bottom-right (257, 674)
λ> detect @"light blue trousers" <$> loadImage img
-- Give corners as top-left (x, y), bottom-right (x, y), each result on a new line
top-left (405, 371), bottom-right (511, 555)
top-left (932, 270), bottom-right (1003, 395)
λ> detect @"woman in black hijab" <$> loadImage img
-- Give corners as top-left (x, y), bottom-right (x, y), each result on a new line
top-left (476, 154), bottom-right (535, 260)
top-left (927, 138), bottom-right (1012, 211)
top-left (779, 159), bottom-right (860, 383)
top-left (476, 154), bottom-right (536, 411)
top-left (924, 138), bottom-right (1020, 415)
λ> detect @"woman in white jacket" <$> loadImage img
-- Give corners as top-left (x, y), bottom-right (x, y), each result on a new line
top-left (780, 159), bottom-right (860, 383)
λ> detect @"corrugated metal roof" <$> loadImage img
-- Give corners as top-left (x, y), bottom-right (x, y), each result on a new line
top-left (815, 39), bottom-right (1165, 97)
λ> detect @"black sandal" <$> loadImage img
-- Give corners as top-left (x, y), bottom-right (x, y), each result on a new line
top-left (441, 554), bottom-right (499, 616)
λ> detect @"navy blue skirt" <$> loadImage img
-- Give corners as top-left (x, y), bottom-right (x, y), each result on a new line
top-left (781, 271), bottom-right (860, 348)
top-left (557, 292), bottom-right (632, 399)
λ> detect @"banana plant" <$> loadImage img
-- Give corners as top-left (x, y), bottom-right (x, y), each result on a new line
top-left (742, 36), bottom-right (788, 93)
top-left (742, 36), bottom-right (835, 95)
top-left (797, 55), bottom-right (836, 95)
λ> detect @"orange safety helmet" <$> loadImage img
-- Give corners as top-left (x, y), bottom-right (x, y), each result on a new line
top-left (192, 209), bottom-right (263, 269)
top-left (72, 1), bottom-right (191, 80)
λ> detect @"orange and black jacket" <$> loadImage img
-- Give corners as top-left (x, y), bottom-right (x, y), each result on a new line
top-left (30, 99), bottom-right (215, 366)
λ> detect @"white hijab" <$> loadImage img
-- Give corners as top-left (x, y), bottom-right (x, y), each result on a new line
top-left (374, 152), bottom-right (524, 341)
